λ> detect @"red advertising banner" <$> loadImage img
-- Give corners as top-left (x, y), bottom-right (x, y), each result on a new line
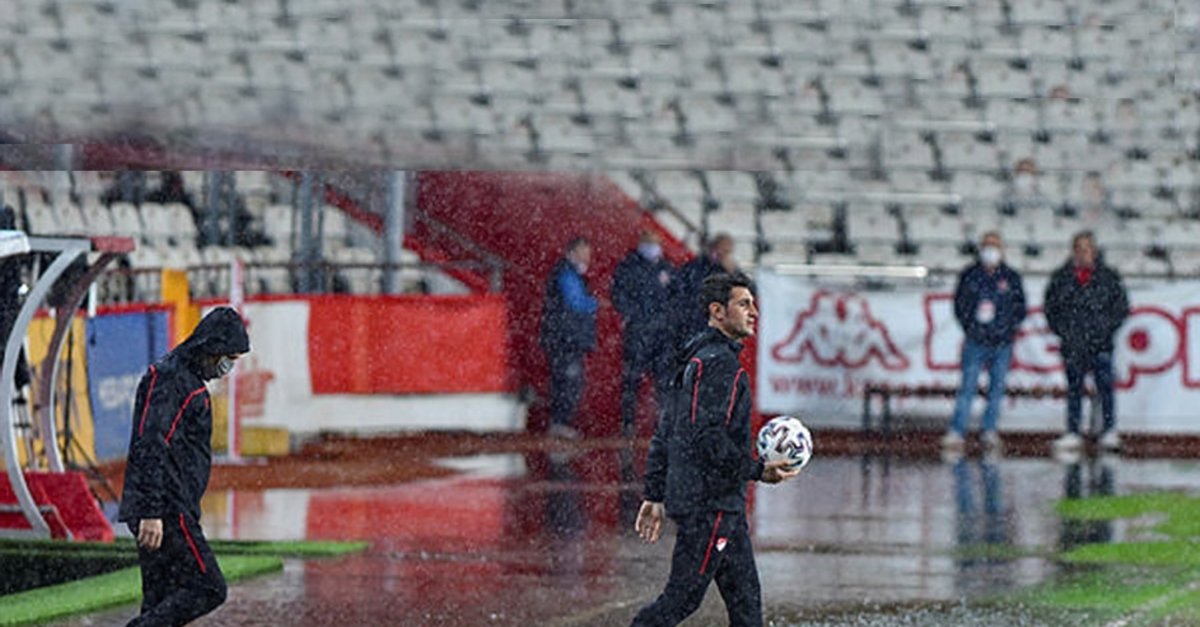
top-left (308, 295), bottom-right (509, 395)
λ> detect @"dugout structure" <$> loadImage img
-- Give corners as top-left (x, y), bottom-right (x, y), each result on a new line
top-left (1, 230), bottom-right (132, 539)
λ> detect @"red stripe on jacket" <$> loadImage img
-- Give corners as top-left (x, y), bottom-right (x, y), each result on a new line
top-left (137, 366), bottom-right (159, 436)
top-left (689, 357), bottom-right (704, 424)
top-left (165, 387), bottom-right (207, 445)
top-left (725, 368), bottom-right (745, 425)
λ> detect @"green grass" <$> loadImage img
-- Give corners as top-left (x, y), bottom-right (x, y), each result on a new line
top-left (206, 538), bottom-right (369, 556)
top-left (0, 537), bottom-right (367, 625)
top-left (0, 555), bottom-right (281, 626)
top-left (1063, 541), bottom-right (1200, 567)
top-left (1055, 492), bottom-right (1200, 540)
top-left (0, 537), bottom-right (368, 558)
top-left (1013, 491), bottom-right (1200, 624)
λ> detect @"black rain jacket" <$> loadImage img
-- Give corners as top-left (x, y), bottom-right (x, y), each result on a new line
top-left (118, 307), bottom-right (249, 523)
top-left (643, 327), bottom-right (765, 518)
top-left (1044, 259), bottom-right (1129, 361)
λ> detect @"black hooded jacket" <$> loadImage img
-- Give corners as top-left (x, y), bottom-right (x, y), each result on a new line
top-left (118, 307), bottom-right (249, 523)
top-left (643, 327), bottom-right (765, 518)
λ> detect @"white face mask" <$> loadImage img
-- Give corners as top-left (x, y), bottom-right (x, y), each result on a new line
top-left (980, 246), bottom-right (1003, 267)
top-left (1014, 173), bottom-right (1036, 195)
top-left (638, 243), bottom-right (663, 261)
top-left (208, 355), bottom-right (236, 380)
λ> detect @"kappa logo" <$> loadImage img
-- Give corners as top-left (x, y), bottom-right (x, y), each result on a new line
top-left (771, 290), bottom-right (909, 370)
top-left (716, 538), bottom-right (728, 552)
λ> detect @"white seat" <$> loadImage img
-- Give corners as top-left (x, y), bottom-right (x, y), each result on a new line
top-left (109, 202), bottom-right (144, 237)
top-left (846, 207), bottom-right (899, 244)
top-left (85, 203), bottom-right (118, 235)
top-left (907, 211), bottom-right (966, 244)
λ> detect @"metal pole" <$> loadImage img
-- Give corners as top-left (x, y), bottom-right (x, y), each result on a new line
top-left (382, 171), bottom-right (406, 295)
top-left (296, 172), bottom-right (314, 293)
top-left (226, 258), bottom-right (243, 461)
top-left (203, 171), bottom-right (221, 248)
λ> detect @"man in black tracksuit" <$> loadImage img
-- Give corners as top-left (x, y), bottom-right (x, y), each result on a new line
top-left (119, 307), bottom-right (250, 626)
top-left (632, 273), bottom-right (797, 627)
top-left (612, 230), bottom-right (675, 436)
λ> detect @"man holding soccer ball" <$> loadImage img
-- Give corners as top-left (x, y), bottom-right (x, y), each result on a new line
top-left (632, 272), bottom-right (799, 627)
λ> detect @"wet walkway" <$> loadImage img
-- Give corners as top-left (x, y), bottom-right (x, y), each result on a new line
top-left (58, 443), bottom-right (1200, 626)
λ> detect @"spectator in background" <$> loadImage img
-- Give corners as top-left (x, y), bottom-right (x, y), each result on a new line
top-left (0, 206), bottom-right (31, 391)
top-left (540, 237), bottom-right (598, 439)
top-left (943, 231), bottom-right (1027, 453)
top-left (1077, 171), bottom-right (1113, 228)
top-left (145, 171), bottom-right (197, 211)
top-left (611, 230), bottom-right (675, 438)
top-left (669, 233), bottom-right (737, 351)
top-left (1002, 157), bottom-right (1046, 213)
top-left (1044, 231), bottom-right (1129, 453)
top-left (100, 171), bottom-right (147, 206)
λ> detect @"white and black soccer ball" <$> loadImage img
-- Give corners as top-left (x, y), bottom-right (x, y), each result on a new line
top-left (756, 415), bottom-right (813, 471)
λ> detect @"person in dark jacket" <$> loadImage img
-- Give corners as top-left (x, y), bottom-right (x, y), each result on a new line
top-left (1044, 231), bottom-right (1129, 452)
top-left (668, 233), bottom-right (736, 352)
top-left (612, 230), bottom-right (675, 437)
top-left (0, 206), bottom-right (31, 390)
top-left (632, 273), bottom-right (797, 627)
top-left (539, 237), bottom-right (598, 439)
top-left (943, 231), bottom-right (1027, 452)
top-left (119, 307), bottom-right (250, 626)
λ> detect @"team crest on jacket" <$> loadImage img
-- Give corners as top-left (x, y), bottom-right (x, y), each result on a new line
top-left (716, 538), bottom-right (728, 552)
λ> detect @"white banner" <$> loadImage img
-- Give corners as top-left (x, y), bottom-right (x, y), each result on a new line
top-left (757, 268), bottom-right (1200, 434)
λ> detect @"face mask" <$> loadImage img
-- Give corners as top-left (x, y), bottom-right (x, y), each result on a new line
top-left (980, 246), bottom-right (1003, 267)
top-left (1014, 173), bottom-right (1036, 195)
top-left (638, 243), bottom-right (663, 261)
top-left (202, 356), bottom-right (236, 380)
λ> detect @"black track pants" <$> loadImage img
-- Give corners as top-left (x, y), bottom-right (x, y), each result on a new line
top-left (128, 514), bottom-right (227, 627)
top-left (631, 510), bottom-right (762, 627)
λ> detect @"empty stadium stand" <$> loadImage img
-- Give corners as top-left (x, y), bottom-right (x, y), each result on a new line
top-left (1, 0), bottom-right (1198, 278)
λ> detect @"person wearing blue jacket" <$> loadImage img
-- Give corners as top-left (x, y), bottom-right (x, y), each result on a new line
top-left (632, 273), bottom-right (797, 627)
top-left (119, 307), bottom-right (250, 626)
top-left (539, 237), bottom-right (598, 439)
top-left (943, 231), bottom-right (1027, 452)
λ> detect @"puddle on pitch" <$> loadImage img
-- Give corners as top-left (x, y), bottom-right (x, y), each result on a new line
top-left (62, 450), bottom-right (1200, 626)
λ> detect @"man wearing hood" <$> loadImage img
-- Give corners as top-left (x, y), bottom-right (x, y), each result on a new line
top-left (943, 231), bottom-right (1027, 452)
top-left (632, 273), bottom-right (797, 627)
top-left (119, 306), bottom-right (250, 626)
top-left (1044, 231), bottom-right (1129, 452)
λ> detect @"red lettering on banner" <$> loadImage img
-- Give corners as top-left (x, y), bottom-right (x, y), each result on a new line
top-left (923, 294), bottom-right (1200, 389)
top-left (1185, 308), bottom-right (1200, 388)
top-left (1114, 307), bottom-right (1181, 388)
top-left (771, 291), bottom-right (909, 370)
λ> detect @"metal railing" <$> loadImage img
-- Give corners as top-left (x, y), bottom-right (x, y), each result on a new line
top-left (94, 258), bottom-right (506, 306)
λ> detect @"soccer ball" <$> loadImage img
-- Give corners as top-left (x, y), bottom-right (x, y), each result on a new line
top-left (756, 416), bottom-right (813, 471)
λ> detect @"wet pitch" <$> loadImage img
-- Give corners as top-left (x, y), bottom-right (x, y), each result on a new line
top-left (54, 440), bottom-right (1200, 626)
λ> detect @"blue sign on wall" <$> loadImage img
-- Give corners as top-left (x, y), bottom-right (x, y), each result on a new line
top-left (86, 310), bottom-right (170, 461)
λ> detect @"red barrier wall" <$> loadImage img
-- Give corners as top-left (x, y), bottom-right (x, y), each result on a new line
top-left (307, 294), bottom-right (509, 395)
